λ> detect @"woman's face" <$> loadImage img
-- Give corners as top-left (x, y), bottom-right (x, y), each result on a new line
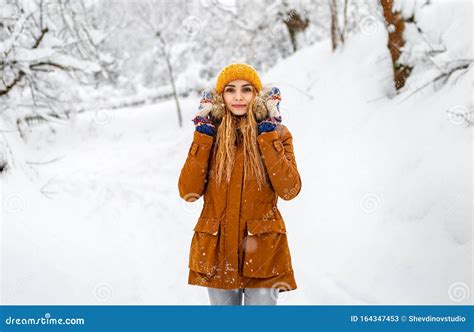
top-left (222, 80), bottom-right (256, 116)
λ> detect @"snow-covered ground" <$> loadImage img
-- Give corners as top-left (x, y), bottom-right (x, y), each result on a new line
top-left (1, 23), bottom-right (472, 304)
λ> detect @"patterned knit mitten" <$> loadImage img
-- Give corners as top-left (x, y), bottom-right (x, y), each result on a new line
top-left (258, 87), bottom-right (282, 135)
top-left (192, 90), bottom-right (216, 136)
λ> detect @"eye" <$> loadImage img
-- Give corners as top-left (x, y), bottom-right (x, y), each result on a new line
top-left (225, 87), bottom-right (234, 93)
top-left (243, 87), bottom-right (253, 92)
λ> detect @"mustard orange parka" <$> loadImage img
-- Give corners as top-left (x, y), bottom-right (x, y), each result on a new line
top-left (178, 120), bottom-right (302, 293)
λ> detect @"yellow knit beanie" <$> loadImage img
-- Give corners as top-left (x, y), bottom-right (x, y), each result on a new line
top-left (215, 63), bottom-right (262, 94)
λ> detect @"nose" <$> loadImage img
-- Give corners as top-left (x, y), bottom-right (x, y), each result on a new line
top-left (234, 92), bottom-right (243, 101)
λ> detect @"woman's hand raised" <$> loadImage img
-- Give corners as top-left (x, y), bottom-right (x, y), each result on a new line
top-left (192, 90), bottom-right (217, 136)
top-left (257, 87), bottom-right (282, 135)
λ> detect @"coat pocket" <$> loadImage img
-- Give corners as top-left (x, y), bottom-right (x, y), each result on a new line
top-left (188, 217), bottom-right (220, 276)
top-left (242, 218), bottom-right (293, 278)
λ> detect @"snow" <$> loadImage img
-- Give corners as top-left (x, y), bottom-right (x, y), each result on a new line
top-left (1, 3), bottom-right (472, 305)
top-left (14, 47), bottom-right (56, 62)
top-left (52, 54), bottom-right (102, 73)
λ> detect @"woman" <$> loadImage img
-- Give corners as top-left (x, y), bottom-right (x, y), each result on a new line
top-left (178, 63), bottom-right (302, 305)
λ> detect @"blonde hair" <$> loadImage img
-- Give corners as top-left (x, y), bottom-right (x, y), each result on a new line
top-left (211, 96), bottom-right (268, 190)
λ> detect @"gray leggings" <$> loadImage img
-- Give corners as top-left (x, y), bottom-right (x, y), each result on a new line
top-left (207, 287), bottom-right (278, 305)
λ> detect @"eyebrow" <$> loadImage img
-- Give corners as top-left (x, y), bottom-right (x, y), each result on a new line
top-left (225, 84), bottom-right (253, 88)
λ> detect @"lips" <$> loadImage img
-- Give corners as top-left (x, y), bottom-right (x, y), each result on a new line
top-left (232, 105), bottom-right (246, 107)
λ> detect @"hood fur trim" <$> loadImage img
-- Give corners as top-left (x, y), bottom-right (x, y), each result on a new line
top-left (204, 85), bottom-right (279, 124)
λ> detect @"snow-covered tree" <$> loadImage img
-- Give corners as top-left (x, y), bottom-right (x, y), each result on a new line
top-left (0, 0), bottom-right (122, 126)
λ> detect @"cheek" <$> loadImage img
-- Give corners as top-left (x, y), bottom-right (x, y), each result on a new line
top-left (246, 95), bottom-right (255, 106)
top-left (245, 94), bottom-right (254, 104)
top-left (223, 94), bottom-right (230, 106)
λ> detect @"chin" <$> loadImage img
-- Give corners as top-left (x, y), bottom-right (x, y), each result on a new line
top-left (231, 109), bottom-right (248, 116)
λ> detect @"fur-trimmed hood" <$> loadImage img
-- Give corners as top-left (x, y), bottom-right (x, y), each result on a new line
top-left (196, 85), bottom-right (281, 125)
